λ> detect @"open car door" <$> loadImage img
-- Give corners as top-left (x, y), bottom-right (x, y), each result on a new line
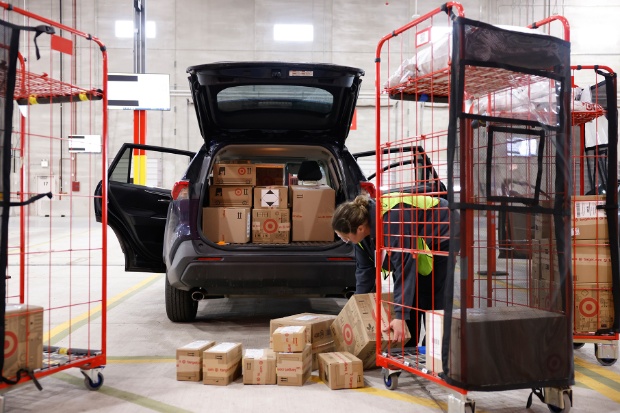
top-left (353, 145), bottom-right (448, 196)
top-left (95, 143), bottom-right (194, 272)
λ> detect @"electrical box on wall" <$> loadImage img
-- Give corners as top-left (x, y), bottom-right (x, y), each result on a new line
top-left (72, 181), bottom-right (80, 192)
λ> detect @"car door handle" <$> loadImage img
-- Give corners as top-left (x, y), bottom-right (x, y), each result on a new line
top-left (157, 199), bottom-right (170, 202)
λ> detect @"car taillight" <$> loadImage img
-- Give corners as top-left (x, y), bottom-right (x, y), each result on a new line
top-left (360, 182), bottom-right (376, 199)
top-left (171, 180), bottom-right (189, 200)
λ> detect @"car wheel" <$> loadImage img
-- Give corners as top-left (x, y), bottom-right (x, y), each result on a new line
top-left (165, 276), bottom-right (198, 322)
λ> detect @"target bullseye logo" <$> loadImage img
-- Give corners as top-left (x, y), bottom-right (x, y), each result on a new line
top-left (263, 219), bottom-right (278, 234)
top-left (5, 331), bottom-right (17, 358)
top-left (235, 188), bottom-right (242, 196)
top-left (579, 297), bottom-right (598, 317)
top-left (237, 167), bottom-right (246, 175)
top-left (547, 354), bottom-right (562, 372)
top-left (343, 323), bottom-right (353, 345)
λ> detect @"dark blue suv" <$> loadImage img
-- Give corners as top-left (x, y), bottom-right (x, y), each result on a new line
top-left (95, 62), bottom-right (370, 322)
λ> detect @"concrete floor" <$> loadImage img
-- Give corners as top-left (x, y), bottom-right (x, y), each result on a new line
top-left (4, 217), bottom-right (620, 413)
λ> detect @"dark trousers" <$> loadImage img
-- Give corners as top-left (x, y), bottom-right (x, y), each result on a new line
top-left (405, 253), bottom-right (448, 347)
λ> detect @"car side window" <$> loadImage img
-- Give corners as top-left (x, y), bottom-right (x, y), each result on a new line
top-left (110, 147), bottom-right (192, 189)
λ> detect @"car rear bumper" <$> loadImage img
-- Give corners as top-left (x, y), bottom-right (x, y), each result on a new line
top-left (167, 241), bottom-right (356, 295)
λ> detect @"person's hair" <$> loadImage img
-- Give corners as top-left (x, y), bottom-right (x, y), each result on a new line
top-left (332, 195), bottom-right (371, 234)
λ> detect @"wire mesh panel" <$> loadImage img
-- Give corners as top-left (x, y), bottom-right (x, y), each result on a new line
top-left (373, 4), bottom-right (468, 399)
top-left (443, 17), bottom-right (573, 391)
top-left (1, 3), bottom-right (108, 391)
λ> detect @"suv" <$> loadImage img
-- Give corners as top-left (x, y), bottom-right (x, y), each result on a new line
top-left (95, 62), bottom-right (371, 322)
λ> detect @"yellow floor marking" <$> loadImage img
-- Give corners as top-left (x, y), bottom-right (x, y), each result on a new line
top-left (108, 358), bottom-right (175, 364)
top-left (45, 274), bottom-right (161, 341)
top-left (308, 375), bottom-right (446, 408)
top-left (575, 357), bottom-right (620, 403)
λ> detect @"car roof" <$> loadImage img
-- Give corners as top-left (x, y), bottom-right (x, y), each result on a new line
top-left (186, 61), bottom-right (364, 149)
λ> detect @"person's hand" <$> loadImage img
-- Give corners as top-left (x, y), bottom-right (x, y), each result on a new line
top-left (382, 319), bottom-right (406, 342)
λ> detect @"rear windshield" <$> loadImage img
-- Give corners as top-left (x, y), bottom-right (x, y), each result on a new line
top-left (217, 85), bottom-right (333, 114)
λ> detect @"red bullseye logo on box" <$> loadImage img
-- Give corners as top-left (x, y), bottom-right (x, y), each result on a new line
top-left (579, 297), bottom-right (598, 317)
top-left (238, 167), bottom-right (246, 175)
top-left (235, 188), bottom-right (243, 196)
top-left (546, 354), bottom-right (562, 372)
top-left (343, 323), bottom-right (353, 345)
top-left (263, 219), bottom-right (278, 234)
top-left (4, 331), bottom-right (17, 358)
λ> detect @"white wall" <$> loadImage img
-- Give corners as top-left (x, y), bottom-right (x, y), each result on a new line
top-left (6, 0), bottom-right (620, 216)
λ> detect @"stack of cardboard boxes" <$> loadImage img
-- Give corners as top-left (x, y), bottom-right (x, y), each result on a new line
top-left (177, 301), bottom-right (403, 389)
top-left (533, 195), bottom-right (614, 331)
top-left (272, 326), bottom-right (313, 386)
top-left (203, 161), bottom-right (335, 244)
top-left (203, 342), bottom-right (243, 385)
top-left (269, 313), bottom-right (336, 370)
top-left (571, 196), bottom-right (614, 332)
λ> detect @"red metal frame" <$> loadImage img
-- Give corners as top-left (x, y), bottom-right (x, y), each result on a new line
top-left (1, 2), bottom-right (108, 388)
top-left (374, 1), bottom-right (467, 397)
top-left (570, 65), bottom-right (619, 345)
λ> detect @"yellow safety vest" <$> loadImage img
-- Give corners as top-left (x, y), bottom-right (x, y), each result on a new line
top-left (379, 193), bottom-right (438, 276)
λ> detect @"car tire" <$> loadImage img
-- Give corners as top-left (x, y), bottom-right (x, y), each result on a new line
top-left (165, 276), bottom-right (198, 322)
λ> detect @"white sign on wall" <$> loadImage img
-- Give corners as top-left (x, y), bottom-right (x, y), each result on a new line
top-left (68, 135), bottom-right (101, 153)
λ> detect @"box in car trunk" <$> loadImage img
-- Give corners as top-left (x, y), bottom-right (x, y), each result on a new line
top-left (203, 207), bottom-right (251, 243)
top-left (209, 185), bottom-right (253, 207)
top-left (252, 208), bottom-right (290, 244)
top-left (290, 185), bottom-right (335, 242)
top-left (213, 162), bottom-right (256, 185)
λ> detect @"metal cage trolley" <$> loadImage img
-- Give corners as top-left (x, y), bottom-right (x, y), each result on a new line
top-left (0, 2), bottom-right (109, 404)
top-left (374, 3), bottom-right (575, 412)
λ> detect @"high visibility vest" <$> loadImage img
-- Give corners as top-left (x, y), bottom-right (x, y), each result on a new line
top-left (379, 193), bottom-right (438, 276)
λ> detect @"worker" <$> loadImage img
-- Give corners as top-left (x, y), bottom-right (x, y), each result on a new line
top-left (332, 193), bottom-right (456, 346)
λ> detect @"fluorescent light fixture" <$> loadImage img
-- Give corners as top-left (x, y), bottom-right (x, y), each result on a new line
top-left (115, 20), bottom-right (156, 38)
top-left (273, 24), bottom-right (313, 42)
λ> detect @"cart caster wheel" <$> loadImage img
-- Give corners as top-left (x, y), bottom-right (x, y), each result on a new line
top-left (83, 372), bottom-right (104, 391)
top-left (381, 368), bottom-right (400, 391)
top-left (547, 393), bottom-right (571, 413)
top-left (573, 342), bottom-right (585, 350)
top-left (594, 344), bottom-right (618, 366)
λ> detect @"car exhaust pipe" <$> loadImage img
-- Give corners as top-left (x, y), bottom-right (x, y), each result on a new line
top-left (343, 289), bottom-right (355, 299)
top-left (191, 288), bottom-right (207, 301)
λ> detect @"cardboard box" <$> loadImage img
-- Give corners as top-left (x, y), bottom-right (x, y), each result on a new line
top-left (203, 342), bottom-right (242, 385)
top-left (202, 207), bottom-right (251, 243)
top-left (447, 307), bottom-right (569, 388)
top-left (535, 279), bottom-right (562, 312)
top-left (572, 195), bottom-right (608, 240)
top-left (535, 196), bottom-right (609, 240)
top-left (213, 163), bottom-right (256, 185)
top-left (573, 241), bottom-right (612, 284)
top-left (425, 310), bottom-right (443, 374)
top-left (242, 349), bottom-right (276, 385)
top-left (256, 164), bottom-right (285, 186)
top-left (318, 351), bottom-right (364, 389)
top-left (574, 283), bottom-right (614, 333)
top-left (251, 208), bottom-right (290, 244)
top-left (330, 293), bottom-right (411, 370)
top-left (276, 343), bottom-right (312, 386)
top-left (272, 326), bottom-right (308, 353)
top-left (269, 313), bottom-right (337, 370)
top-left (290, 185), bottom-right (335, 241)
top-left (176, 340), bottom-right (215, 381)
top-left (209, 185), bottom-right (253, 207)
top-left (4, 304), bottom-right (43, 379)
top-left (254, 186), bottom-right (288, 209)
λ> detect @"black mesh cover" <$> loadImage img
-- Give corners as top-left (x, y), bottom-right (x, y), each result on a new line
top-left (0, 19), bottom-right (21, 380)
top-left (444, 17), bottom-right (573, 391)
